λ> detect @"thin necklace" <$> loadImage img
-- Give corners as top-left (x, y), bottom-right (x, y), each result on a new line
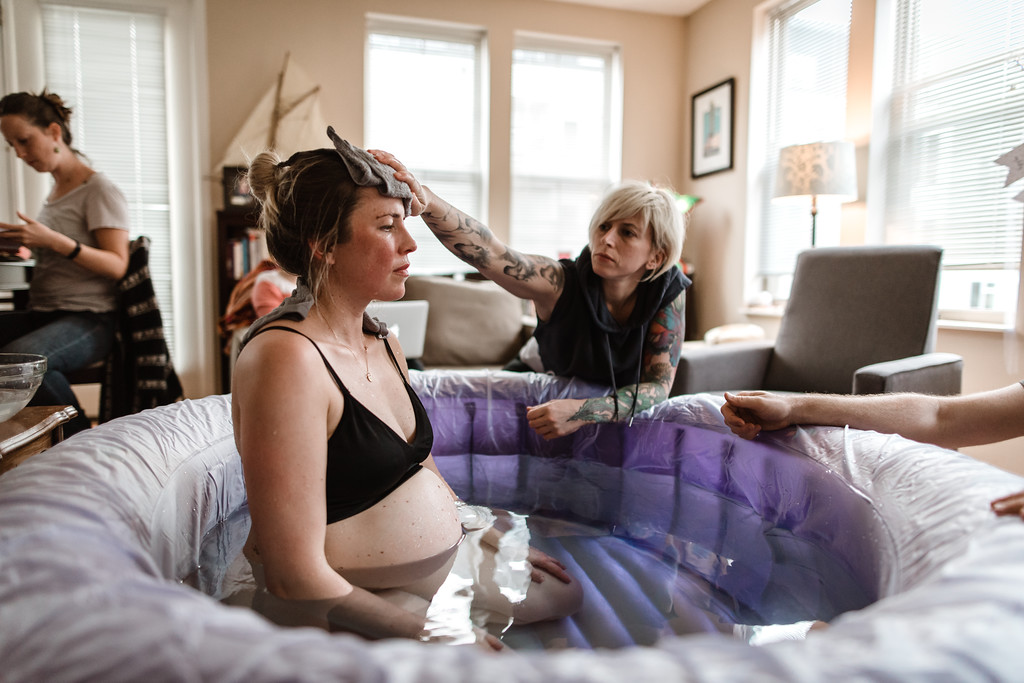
top-left (322, 314), bottom-right (373, 382)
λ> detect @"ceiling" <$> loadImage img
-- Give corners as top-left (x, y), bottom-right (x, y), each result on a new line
top-left (544, 0), bottom-right (713, 17)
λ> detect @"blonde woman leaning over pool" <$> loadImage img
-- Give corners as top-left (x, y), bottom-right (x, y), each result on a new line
top-left (231, 127), bottom-right (581, 650)
top-left (371, 149), bottom-right (690, 441)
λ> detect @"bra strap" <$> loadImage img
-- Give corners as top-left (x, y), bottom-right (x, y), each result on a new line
top-left (380, 336), bottom-right (412, 387)
top-left (249, 325), bottom-right (349, 394)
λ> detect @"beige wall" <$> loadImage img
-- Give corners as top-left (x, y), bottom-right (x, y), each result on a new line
top-left (684, 0), bottom-right (1024, 475)
top-left (205, 0), bottom-right (687, 242)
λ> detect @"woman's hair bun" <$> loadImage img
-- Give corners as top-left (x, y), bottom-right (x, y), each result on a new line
top-left (245, 151), bottom-right (283, 205)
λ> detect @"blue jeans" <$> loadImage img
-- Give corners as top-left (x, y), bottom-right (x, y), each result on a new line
top-left (0, 310), bottom-right (116, 435)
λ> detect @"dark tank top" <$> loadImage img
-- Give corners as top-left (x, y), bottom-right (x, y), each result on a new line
top-left (253, 326), bottom-right (433, 523)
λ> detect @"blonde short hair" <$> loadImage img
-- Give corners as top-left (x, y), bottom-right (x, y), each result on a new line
top-left (587, 180), bottom-right (686, 281)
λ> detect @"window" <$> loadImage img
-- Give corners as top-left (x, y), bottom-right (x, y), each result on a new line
top-left (510, 35), bottom-right (622, 259)
top-left (365, 15), bottom-right (486, 275)
top-left (870, 0), bottom-right (1024, 325)
top-left (0, 23), bottom-right (16, 240)
top-left (40, 4), bottom-right (175, 352)
top-left (748, 0), bottom-right (852, 301)
top-left (4, 0), bottom-right (210, 391)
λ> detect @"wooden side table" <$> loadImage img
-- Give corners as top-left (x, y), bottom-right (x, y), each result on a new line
top-left (0, 405), bottom-right (78, 477)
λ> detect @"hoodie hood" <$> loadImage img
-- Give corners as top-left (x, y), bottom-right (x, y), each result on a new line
top-left (533, 247), bottom-right (689, 391)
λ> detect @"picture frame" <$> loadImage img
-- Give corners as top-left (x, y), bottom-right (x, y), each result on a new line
top-left (690, 77), bottom-right (735, 179)
top-left (222, 166), bottom-right (253, 211)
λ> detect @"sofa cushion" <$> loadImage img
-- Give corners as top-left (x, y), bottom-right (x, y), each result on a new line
top-left (403, 275), bottom-right (526, 367)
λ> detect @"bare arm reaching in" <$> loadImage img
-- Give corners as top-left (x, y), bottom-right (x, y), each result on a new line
top-left (721, 383), bottom-right (1024, 518)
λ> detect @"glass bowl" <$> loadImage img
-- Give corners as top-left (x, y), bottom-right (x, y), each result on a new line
top-left (0, 353), bottom-right (47, 423)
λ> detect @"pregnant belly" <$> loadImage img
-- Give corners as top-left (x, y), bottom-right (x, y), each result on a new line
top-left (323, 467), bottom-right (463, 588)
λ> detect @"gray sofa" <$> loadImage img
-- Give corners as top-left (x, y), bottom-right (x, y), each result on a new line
top-left (402, 275), bottom-right (534, 370)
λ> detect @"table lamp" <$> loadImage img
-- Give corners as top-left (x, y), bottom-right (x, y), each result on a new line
top-left (773, 141), bottom-right (858, 246)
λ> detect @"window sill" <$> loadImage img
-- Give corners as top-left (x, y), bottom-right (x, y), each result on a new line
top-left (741, 305), bottom-right (784, 318)
top-left (741, 306), bottom-right (1012, 334)
top-left (936, 319), bottom-right (1012, 334)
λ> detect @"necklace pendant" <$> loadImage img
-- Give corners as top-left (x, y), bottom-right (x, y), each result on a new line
top-left (366, 372), bottom-right (373, 382)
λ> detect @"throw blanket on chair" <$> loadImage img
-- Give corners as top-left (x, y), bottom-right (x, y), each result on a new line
top-left (99, 236), bottom-right (184, 422)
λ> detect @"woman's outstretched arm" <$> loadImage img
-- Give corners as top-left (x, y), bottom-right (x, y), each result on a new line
top-left (525, 293), bottom-right (685, 439)
top-left (369, 149), bottom-right (564, 319)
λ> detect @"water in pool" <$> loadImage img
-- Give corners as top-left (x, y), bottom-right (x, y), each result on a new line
top-left (187, 455), bottom-right (875, 650)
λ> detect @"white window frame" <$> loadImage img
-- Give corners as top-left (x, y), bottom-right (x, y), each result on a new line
top-left (745, 0), bottom-right (853, 306)
top-left (364, 14), bottom-right (487, 276)
top-left (509, 32), bottom-right (622, 259)
top-left (1, 0), bottom-right (213, 396)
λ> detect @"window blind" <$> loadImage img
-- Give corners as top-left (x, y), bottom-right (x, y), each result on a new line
top-left (365, 17), bottom-right (485, 275)
top-left (510, 38), bottom-right (621, 258)
top-left (41, 4), bottom-right (174, 354)
top-left (878, 0), bottom-right (1024, 319)
top-left (756, 0), bottom-right (851, 295)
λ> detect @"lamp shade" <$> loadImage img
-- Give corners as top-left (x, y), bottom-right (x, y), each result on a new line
top-left (773, 141), bottom-right (858, 202)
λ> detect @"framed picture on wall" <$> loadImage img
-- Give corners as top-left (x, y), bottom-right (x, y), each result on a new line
top-left (691, 77), bottom-right (735, 179)
top-left (222, 166), bottom-right (253, 211)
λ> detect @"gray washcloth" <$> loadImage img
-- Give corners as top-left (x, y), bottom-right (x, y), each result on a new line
top-left (326, 126), bottom-right (412, 217)
top-left (241, 277), bottom-right (388, 351)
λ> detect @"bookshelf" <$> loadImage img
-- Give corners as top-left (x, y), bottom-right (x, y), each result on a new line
top-left (215, 209), bottom-right (266, 392)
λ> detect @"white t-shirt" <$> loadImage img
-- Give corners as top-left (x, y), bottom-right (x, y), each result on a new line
top-left (30, 172), bottom-right (129, 313)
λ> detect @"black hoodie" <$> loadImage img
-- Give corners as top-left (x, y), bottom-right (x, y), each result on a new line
top-left (533, 246), bottom-right (690, 393)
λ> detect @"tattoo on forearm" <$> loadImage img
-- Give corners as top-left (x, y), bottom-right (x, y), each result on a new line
top-left (570, 395), bottom-right (617, 423)
top-left (570, 382), bottom-right (669, 424)
top-left (422, 199), bottom-right (564, 290)
top-left (453, 242), bottom-right (492, 269)
top-left (422, 201), bottom-right (503, 268)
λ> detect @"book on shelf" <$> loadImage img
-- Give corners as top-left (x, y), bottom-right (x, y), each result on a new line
top-left (226, 229), bottom-right (269, 281)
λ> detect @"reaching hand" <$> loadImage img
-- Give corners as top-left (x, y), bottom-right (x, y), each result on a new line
top-left (525, 398), bottom-right (587, 440)
top-left (991, 490), bottom-right (1024, 519)
top-left (720, 391), bottom-right (797, 439)
top-left (367, 149), bottom-right (431, 216)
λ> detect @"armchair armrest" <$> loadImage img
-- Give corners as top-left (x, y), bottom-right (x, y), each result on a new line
top-left (670, 340), bottom-right (774, 396)
top-left (853, 352), bottom-right (963, 396)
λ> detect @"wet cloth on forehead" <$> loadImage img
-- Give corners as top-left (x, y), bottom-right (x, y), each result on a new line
top-left (326, 126), bottom-right (412, 217)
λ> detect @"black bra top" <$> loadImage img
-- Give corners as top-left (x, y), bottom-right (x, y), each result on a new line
top-left (252, 325), bottom-right (433, 523)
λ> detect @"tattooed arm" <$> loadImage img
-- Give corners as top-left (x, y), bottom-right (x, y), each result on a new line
top-left (525, 293), bottom-right (685, 439)
top-left (369, 149), bottom-right (564, 317)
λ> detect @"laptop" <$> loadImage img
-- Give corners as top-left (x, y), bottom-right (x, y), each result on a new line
top-left (366, 300), bottom-right (430, 359)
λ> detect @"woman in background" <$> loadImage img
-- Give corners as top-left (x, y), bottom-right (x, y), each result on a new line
top-left (0, 90), bottom-right (129, 435)
top-left (232, 128), bottom-right (581, 648)
top-left (371, 149), bottom-right (690, 440)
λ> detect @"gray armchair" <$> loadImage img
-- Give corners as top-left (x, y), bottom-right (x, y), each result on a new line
top-left (671, 245), bottom-right (963, 397)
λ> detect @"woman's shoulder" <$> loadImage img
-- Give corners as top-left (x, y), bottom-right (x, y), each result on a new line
top-left (235, 325), bottom-right (331, 391)
top-left (79, 172), bottom-right (130, 228)
top-left (83, 172), bottom-right (124, 195)
top-left (240, 325), bottom-right (322, 367)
